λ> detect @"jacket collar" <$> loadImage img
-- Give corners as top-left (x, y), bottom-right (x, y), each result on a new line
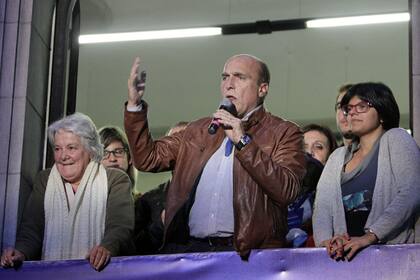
top-left (242, 105), bottom-right (266, 131)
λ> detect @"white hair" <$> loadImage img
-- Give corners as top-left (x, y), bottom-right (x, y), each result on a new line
top-left (48, 112), bottom-right (103, 162)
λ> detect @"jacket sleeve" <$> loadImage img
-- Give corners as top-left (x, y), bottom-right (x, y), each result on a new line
top-left (124, 102), bottom-right (181, 172)
top-left (312, 152), bottom-right (340, 246)
top-left (101, 169), bottom-right (135, 256)
top-left (15, 171), bottom-right (48, 260)
top-left (368, 129), bottom-right (420, 241)
top-left (235, 121), bottom-right (306, 205)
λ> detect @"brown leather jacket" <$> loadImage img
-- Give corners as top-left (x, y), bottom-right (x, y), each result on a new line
top-left (125, 103), bottom-right (306, 257)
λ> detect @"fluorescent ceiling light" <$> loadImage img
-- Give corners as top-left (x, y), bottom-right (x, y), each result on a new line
top-left (306, 12), bottom-right (410, 28)
top-left (79, 12), bottom-right (409, 44)
top-left (79, 27), bottom-right (222, 44)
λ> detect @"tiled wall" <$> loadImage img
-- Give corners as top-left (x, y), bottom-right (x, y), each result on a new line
top-left (0, 0), bottom-right (55, 250)
top-left (412, 0), bottom-right (420, 146)
top-left (19, 0), bottom-right (54, 224)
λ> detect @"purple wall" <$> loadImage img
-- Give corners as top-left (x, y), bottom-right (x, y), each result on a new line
top-left (1, 244), bottom-right (419, 280)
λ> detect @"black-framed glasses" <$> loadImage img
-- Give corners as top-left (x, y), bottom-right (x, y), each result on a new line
top-left (342, 101), bottom-right (373, 116)
top-left (103, 148), bottom-right (127, 159)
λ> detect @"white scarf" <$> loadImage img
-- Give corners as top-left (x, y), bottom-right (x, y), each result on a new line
top-left (42, 161), bottom-right (108, 260)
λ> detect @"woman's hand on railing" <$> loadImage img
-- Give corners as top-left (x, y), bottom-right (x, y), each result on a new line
top-left (321, 233), bottom-right (350, 260)
top-left (342, 231), bottom-right (378, 261)
top-left (0, 247), bottom-right (25, 268)
top-left (86, 245), bottom-right (111, 271)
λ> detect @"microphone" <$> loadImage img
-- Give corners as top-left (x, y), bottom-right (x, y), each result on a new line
top-left (208, 98), bottom-right (237, 134)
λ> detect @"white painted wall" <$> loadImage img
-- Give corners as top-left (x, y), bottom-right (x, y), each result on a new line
top-left (77, 0), bottom-right (409, 192)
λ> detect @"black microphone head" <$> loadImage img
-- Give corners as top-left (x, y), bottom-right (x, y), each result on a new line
top-left (219, 98), bottom-right (237, 116)
top-left (208, 98), bottom-right (238, 135)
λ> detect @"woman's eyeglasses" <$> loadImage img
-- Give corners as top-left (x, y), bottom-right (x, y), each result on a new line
top-left (342, 101), bottom-right (373, 116)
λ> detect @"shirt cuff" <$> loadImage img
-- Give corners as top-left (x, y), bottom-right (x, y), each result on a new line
top-left (126, 103), bottom-right (143, 112)
top-left (365, 228), bottom-right (380, 243)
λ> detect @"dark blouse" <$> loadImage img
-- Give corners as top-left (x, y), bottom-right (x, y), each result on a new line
top-left (341, 140), bottom-right (380, 236)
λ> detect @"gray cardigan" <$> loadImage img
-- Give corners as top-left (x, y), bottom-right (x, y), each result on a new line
top-left (313, 128), bottom-right (420, 246)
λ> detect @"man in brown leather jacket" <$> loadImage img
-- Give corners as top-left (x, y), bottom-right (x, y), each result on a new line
top-left (124, 54), bottom-right (306, 259)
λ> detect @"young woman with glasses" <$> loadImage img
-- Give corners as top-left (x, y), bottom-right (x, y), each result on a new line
top-left (313, 82), bottom-right (420, 261)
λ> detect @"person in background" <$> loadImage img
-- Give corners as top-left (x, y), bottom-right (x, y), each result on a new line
top-left (1, 113), bottom-right (134, 271)
top-left (124, 54), bottom-right (306, 258)
top-left (134, 121), bottom-right (188, 255)
top-left (99, 126), bottom-right (137, 189)
top-left (335, 84), bottom-right (354, 146)
top-left (287, 124), bottom-right (336, 247)
top-left (286, 154), bottom-right (324, 247)
top-left (313, 82), bottom-right (420, 261)
top-left (303, 124), bottom-right (338, 165)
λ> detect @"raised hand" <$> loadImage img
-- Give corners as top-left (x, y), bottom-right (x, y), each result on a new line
top-left (127, 57), bottom-right (146, 106)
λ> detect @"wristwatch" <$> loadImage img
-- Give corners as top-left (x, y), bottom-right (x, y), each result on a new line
top-left (235, 134), bottom-right (252, 151)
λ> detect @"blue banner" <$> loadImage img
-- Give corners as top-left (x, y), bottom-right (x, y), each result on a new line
top-left (1, 244), bottom-right (419, 279)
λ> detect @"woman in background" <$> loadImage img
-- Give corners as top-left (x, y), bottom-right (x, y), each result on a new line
top-left (287, 124), bottom-right (336, 247)
top-left (303, 124), bottom-right (338, 166)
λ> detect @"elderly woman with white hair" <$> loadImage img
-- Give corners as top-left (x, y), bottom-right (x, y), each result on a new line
top-left (1, 113), bottom-right (134, 271)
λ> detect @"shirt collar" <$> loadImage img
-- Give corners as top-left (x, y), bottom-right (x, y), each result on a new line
top-left (241, 105), bottom-right (263, 121)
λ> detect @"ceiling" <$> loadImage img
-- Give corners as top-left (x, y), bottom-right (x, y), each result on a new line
top-left (77, 0), bottom-right (410, 136)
